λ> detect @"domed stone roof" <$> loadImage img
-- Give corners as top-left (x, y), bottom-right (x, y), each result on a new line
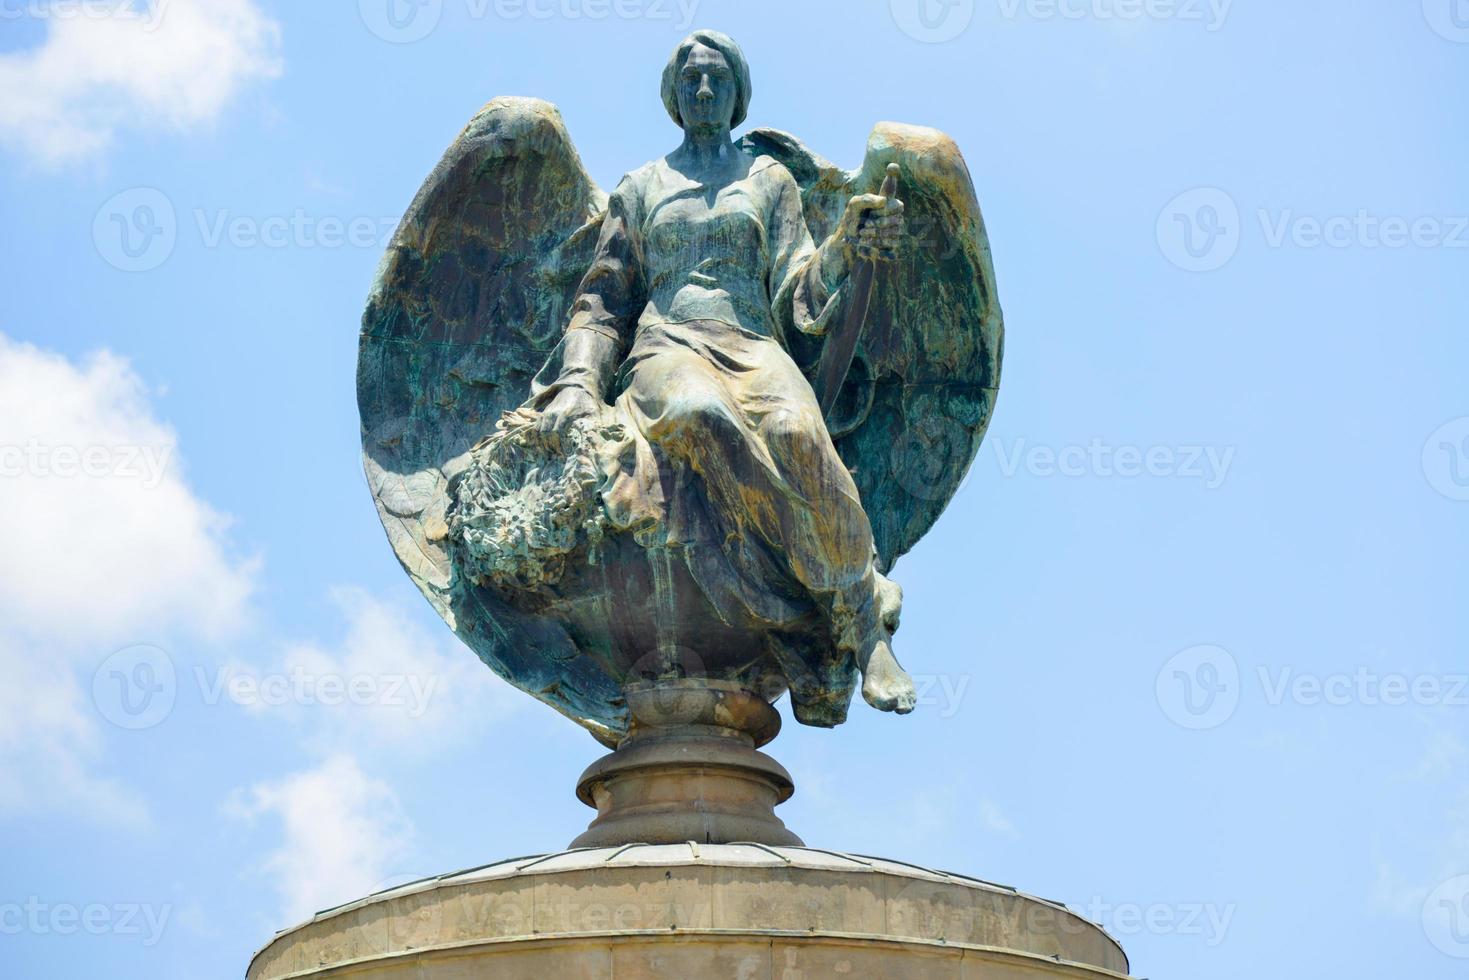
top-left (250, 844), bottom-right (1131, 980)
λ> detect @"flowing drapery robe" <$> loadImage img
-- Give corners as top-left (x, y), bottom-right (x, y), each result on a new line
top-left (528, 152), bottom-right (883, 705)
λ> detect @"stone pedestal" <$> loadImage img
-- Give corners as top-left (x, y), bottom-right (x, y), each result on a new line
top-left (572, 680), bottom-right (802, 849)
top-left (248, 844), bottom-right (1131, 980)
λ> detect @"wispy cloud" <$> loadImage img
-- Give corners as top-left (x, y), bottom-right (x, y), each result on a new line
top-left (1372, 730), bottom-right (1469, 919)
top-left (979, 799), bottom-right (1021, 839)
top-left (214, 586), bottom-right (523, 753)
top-left (0, 334), bottom-right (256, 821)
top-left (0, 648), bottom-right (150, 826)
top-left (0, 335), bottom-right (256, 639)
top-left (226, 755), bottom-right (413, 923)
top-left (0, 0), bottom-right (282, 166)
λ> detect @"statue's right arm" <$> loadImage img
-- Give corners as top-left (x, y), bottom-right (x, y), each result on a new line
top-left (534, 175), bottom-right (646, 408)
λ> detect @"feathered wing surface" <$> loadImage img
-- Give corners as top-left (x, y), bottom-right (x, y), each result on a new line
top-left (739, 124), bottom-right (1004, 571)
top-left (357, 97), bottom-right (627, 743)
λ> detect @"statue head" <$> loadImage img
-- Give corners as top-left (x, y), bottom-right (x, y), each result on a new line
top-left (661, 29), bottom-right (751, 133)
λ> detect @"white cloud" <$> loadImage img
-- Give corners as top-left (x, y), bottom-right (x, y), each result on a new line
top-left (1373, 862), bottom-right (1430, 920)
top-left (0, 645), bottom-right (149, 825)
top-left (0, 335), bottom-right (255, 639)
top-left (216, 594), bottom-right (519, 924)
top-left (978, 799), bottom-right (1020, 839)
top-left (1372, 733), bottom-right (1469, 919)
top-left (0, 333), bottom-right (256, 820)
top-left (212, 586), bottom-right (521, 752)
top-left (0, 0), bottom-right (283, 166)
top-left (1409, 730), bottom-right (1469, 782)
top-left (227, 755), bottom-right (412, 923)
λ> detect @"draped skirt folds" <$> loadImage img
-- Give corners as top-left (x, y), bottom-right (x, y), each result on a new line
top-left (599, 317), bottom-right (882, 708)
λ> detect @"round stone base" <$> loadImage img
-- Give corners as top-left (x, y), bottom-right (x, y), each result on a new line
top-left (571, 681), bottom-right (803, 848)
top-left (249, 844), bottom-right (1131, 979)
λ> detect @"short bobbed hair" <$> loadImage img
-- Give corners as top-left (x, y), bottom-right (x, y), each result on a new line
top-left (660, 30), bottom-right (752, 130)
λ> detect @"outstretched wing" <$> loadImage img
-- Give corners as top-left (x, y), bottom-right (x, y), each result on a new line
top-left (740, 123), bottom-right (1004, 571)
top-left (358, 96), bottom-right (626, 743)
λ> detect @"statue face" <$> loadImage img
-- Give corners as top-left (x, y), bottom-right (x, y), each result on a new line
top-left (675, 42), bottom-right (736, 133)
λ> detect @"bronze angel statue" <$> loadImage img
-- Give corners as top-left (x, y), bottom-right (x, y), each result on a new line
top-left (359, 30), bottom-right (1003, 748)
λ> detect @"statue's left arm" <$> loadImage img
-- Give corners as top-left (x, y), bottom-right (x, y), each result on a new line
top-left (769, 167), bottom-right (843, 340)
top-left (769, 165), bottom-right (903, 341)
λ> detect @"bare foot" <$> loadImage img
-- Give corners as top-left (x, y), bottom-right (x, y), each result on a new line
top-left (862, 639), bottom-right (917, 714)
top-left (875, 573), bottom-right (903, 634)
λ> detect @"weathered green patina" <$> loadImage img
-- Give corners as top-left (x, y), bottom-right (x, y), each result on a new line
top-left (358, 31), bottom-right (1002, 746)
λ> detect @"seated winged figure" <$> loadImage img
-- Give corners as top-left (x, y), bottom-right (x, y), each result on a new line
top-left (358, 30), bottom-right (1003, 746)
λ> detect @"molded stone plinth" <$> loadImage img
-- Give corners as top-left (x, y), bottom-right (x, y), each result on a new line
top-left (248, 845), bottom-right (1132, 980)
top-left (572, 681), bottom-right (802, 848)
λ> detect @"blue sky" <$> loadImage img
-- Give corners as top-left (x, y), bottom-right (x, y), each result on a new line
top-left (0, 1), bottom-right (1466, 977)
